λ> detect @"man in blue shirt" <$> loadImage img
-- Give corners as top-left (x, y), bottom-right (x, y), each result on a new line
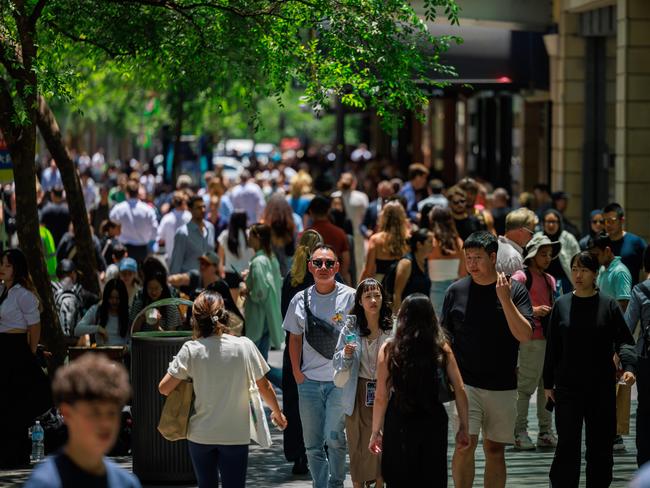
top-left (603, 202), bottom-right (647, 285)
top-left (25, 354), bottom-right (140, 488)
top-left (590, 232), bottom-right (633, 312)
top-left (398, 163), bottom-right (429, 221)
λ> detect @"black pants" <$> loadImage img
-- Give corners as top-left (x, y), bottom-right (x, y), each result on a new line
top-left (124, 244), bottom-right (149, 264)
top-left (637, 356), bottom-right (650, 467)
top-left (281, 333), bottom-right (306, 463)
top-left (550, 384), bottom-right (616, 488)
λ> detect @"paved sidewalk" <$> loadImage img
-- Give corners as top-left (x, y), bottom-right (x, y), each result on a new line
top-left (0, 349), bottom-right (642, 487)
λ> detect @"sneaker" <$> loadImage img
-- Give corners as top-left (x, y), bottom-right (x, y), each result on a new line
top-left (537, 432), bottom-right (557, 448)
top-left (613, 435), bottom-right (626, 452)
top-left (514, 432), bottom-right (536, 450)
top-left (292, 454), bottom-right (309, 475)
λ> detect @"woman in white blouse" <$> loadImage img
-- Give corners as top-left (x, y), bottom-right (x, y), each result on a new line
top-left (75, 278), bottom-right (130, 346)
top-left (0, 249), bottom-right (49, 468)
top-left (217, 210), bottom-right (254, 303)
top-left (159, 289), bottom-right (287, 488)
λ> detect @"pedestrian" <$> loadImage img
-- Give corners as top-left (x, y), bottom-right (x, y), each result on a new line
top-left (217, 210), bottom-right (254, 304)
top-left (624, 244), bottom-right (650, 467)
top-left (130, 272), bottom-right (182, 332)
top-left (398, 163), bottom-right (429, 221)
top-left (538, 208), bottom-right (580, 293)
top-left (511, 234), bottom-right (561, 450)
top-left (24, 353), bottom-right (140, 488)
top-left (417, 178), bottom-right (448, 212)
top-left (156, 191), bottom-right (190, 266)
top-left (448, 185), bottom-right (481, 241)
top-left (228, 170), bottom-right (266, 225)
top-left (109, 179), bottom-right (158, 263)
top-left (159, 289), bottom-right (287, 488)
top-left (391, 228), bottom-right (433, 313)
top-left (283, 244), bottom-right (356, 488)
top-left (261, 193), bottom-right (298, 277)
top-left (458, 177), bottom-right (495, 235)
top-left (579, 209), bottom-right (604, 251)
top-left (306, 196), bottom-right (352, 285)
top-left (442, 231), bottom-right (534, 488)
top-left (334, 278), bottom-right (392, 488)
top-left (40, 187), bottom-right (70, 248)
top-left (369, 293), bottom-right (470, 487)
top-left (169, 195), bottom-right (215, 275)
top-left (280, 229), bottom-right (324, 475)
top-left (242, 224), bottom-right (283, 368)
top-left (552, 191), bottom-right (581, 240)
top-left (287, 170), bottom-right (314, 221)
top-left (490, 188), bottom-right (511, 237)
top-left (0, 248), bottom-right (52, 469)
top-left (495, 208), bottom-right (537, 276)
top-left (602, 202), bottom-right (647, 285)
top-left (427, 206), bottom-right (466, 319)
top-left (75, 278), bottom-right (130, 346)
top-left (360, 181), bottom-right (394, 239)
top-left (359, 201), bottom-right (409, 284)
top-left (544, 251), bottom-right (637, 488)
top-left (118, 257), bottom-right (140, 307)
top-left (589, 231), bottom-right (632, 311)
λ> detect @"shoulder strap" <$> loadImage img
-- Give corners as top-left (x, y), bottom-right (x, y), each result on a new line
top-left (637, 282), bottom-right (650, 303)
top-left (524, 267), bottom-right (532, 291)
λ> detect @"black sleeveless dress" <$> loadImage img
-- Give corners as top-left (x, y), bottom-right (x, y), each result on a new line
top-left (382, 364), bottom-right (449, 487)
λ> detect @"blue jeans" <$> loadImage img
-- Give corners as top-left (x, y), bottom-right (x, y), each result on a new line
top-left (255, 325), bottom-right (282, 389)
top-left (430, 279), bottom-right (454, 321)
top-left (188, 441), bottom-right (249, 488)
top-left (297, 379), bottom-right (347, 488)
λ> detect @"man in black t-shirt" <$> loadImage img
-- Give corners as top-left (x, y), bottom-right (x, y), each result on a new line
top-left (441, 231), bottom-right (534, 488)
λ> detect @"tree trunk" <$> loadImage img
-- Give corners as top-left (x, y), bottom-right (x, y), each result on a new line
top-left (4, 123), bottom-right (67, 369)
top-left (37, 96), bottom-right (100, 295)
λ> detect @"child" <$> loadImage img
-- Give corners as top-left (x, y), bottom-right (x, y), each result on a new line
top-left (511, 234), bottom-right (561, 451)
top-left (25, 353), bottom-right (140, 487)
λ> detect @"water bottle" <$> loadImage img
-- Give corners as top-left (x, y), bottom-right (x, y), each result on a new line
top-left (554, 280), bottom-right (563, 300)
top-left (345, 315), bottom-right (357, 344)
top-left (31, 420), bottom-right (44, 462)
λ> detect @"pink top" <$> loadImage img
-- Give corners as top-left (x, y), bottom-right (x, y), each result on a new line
top-left (512, 269), bottom-right (556, 340)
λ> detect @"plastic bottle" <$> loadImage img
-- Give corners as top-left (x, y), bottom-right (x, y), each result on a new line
top-left (31, 420), bottom-right (45, 462)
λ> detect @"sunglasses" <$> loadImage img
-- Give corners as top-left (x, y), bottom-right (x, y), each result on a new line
top-left (591, 219), bottom-right (604, 224)
top-left (311, 259), bottom-right (337, 270)
top-left (451, 199), bottom-right (466, 205)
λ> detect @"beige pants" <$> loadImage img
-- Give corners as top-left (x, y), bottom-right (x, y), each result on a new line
top-left (515, 339), bottom-right (552, 434)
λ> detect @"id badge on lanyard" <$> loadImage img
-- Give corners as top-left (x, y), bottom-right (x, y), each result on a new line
top-left (365, 380), bottom-right (377, 407)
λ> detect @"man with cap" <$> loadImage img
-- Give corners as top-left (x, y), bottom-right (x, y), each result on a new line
top-left (496, 208), bottom-right (538, 276)
top-left (511, 234), bottom-right (561, 450)
top-left (52, 259), bottom-right (99, 340)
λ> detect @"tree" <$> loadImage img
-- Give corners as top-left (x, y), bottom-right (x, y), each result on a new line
top-left (1, 0), bottom-right (460, 366)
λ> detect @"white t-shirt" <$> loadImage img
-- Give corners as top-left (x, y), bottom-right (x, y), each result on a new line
top-left (0, 284), bottom-right (40, 332)
top-left (167, 334), bottom-right (269, 445)
top-left (283, 282), bottom-right (356, 381)
top-left (218, 230), bottom-right (254, 274)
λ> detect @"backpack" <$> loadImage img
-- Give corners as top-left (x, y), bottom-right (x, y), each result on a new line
top-left (523, 267), bottom-right (555, 337)
top-left (53, 284), bottom-right (83, 337)
top-left (635, 282), bottom-right (650, 358)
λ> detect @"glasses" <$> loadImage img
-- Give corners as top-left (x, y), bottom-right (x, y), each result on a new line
top-left (311, 259), bottom-right (337, 269)
top-left (451, 199), bottom-right (466, 205)
top-left (544, 219), bottom-right (559, 224)
top-left (521, 227), bottom-right (535, 235)
top-left (604, 217), bottom-right (619, 223)
top-left (591, 219), bottom-right (604, 224)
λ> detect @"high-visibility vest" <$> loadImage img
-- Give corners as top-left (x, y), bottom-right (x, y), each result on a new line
top-left (40, 225), bottom-right (58, 280)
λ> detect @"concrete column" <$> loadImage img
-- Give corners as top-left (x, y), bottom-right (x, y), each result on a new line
top-left (616, 0), bottom-right (650, 240)
top-left (549, 8), bottom-right (585, 226)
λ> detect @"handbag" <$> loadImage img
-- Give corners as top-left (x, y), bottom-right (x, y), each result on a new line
top-left (157, 379), bottom-right (193, 441)
top-left (303, 289), bottom-right (340, 360)
top-left (436, 364), bottom-right (455, 404)
top-left (246, 354), bottom-right (272, 448)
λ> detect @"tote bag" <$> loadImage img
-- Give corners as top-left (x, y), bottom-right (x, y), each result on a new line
top-left (158, 380), bottom-right (193, 441)
top-left (247, 354), bottom-right (272, 448)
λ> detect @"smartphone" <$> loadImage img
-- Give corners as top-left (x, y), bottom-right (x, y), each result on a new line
top-left (545, 398), bottom-right (555, 412)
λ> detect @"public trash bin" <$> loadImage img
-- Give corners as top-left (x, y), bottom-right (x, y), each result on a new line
top-left (131, 331), bottom-right (195, 484)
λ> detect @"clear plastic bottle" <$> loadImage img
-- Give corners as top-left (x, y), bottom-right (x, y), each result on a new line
top-left (345, 314), bottom-right (357, 344)
top-left (31, 420), bottom-right (45, 462)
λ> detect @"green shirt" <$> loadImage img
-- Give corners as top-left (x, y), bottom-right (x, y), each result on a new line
top-left (40, 225), bottom-right (58, 280)
top-left (597, 256), bottom-right (632, 302)
top-left (244, 250), bottom-right (283, 349)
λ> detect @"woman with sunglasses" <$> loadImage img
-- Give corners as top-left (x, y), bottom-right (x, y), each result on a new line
top-left (447, 185), bottom-right (481, 242)
top-left (334, 279), bottom-right (393, 488)
top-left (579, 209), bottom-right (604, 251)
top-left (537, 209), bottom-right (580, 293)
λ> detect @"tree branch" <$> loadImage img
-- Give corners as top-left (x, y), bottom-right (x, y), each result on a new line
top-left (45, 22), bottom-right (135, 57)
top-left (29, 0), bottom-right (48, 27)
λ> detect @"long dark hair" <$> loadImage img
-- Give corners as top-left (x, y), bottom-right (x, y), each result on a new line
top-left (142, 272), bottom-right (173, 324)
top-left (0, 249), bottom-right (40, 306)
top-left (409, 228), bottom-right (431, 254)
top-left (351, 279), bottom-right (393, 337)
top-left (429, 206), bottom-right (459, 256)
top-left (227, 210), bottom-right (248, 257)
top-left (386, 293), bottom-right (447, 414)
top-left (249, 223), bottom-right (272, 257)
top-left (99, 279), bottom-right (130, 337)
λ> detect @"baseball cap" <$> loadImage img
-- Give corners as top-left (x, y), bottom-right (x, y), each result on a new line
top-left (119, 257), bottom-right (138, 273)
top-left (199, 251), bottom-right (219, 266)
top-left (56, 259), bottom-right (76, 276)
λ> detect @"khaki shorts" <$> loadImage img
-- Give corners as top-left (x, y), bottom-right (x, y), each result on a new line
top-left (454, 385), bottom-right (517, 444)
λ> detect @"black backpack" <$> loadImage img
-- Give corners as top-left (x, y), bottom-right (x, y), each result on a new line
top-left (523, 267), bottom-right (555, 337)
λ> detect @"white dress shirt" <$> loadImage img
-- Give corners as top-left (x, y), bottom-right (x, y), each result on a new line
top-left (110, 198), bottom-right (158, 246)
top-left (228, 181), bottom-right (266, 225)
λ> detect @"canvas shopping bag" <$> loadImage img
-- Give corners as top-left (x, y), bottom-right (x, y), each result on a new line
top-left (158, 380), bottom-right (193, 441)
